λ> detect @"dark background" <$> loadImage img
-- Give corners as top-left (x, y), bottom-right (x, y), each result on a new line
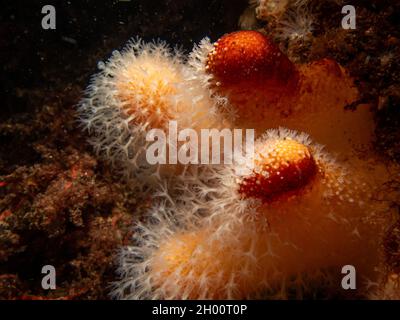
top-left (1, 0), bottom-right (247, 120)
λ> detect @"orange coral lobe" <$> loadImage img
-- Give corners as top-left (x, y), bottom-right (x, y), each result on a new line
top-left (239, 139), bottom-right (317, 202)
top-left (206, 30), bottom-right (298, 92)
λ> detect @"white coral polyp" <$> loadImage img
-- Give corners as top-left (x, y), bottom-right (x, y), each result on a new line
top-left (78, 38), bottom-right (225, 191)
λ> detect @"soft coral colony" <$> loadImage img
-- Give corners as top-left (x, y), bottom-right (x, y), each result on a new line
top-left (79, 30), bottom-right (397, 299)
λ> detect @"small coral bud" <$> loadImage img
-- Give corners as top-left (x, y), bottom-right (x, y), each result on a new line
top-left (309, 58), bottom-right (343, 78)
top-left (206, 30), bottom-right (298, 93)
top-left (239, 138), bottom-right (317, 202)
